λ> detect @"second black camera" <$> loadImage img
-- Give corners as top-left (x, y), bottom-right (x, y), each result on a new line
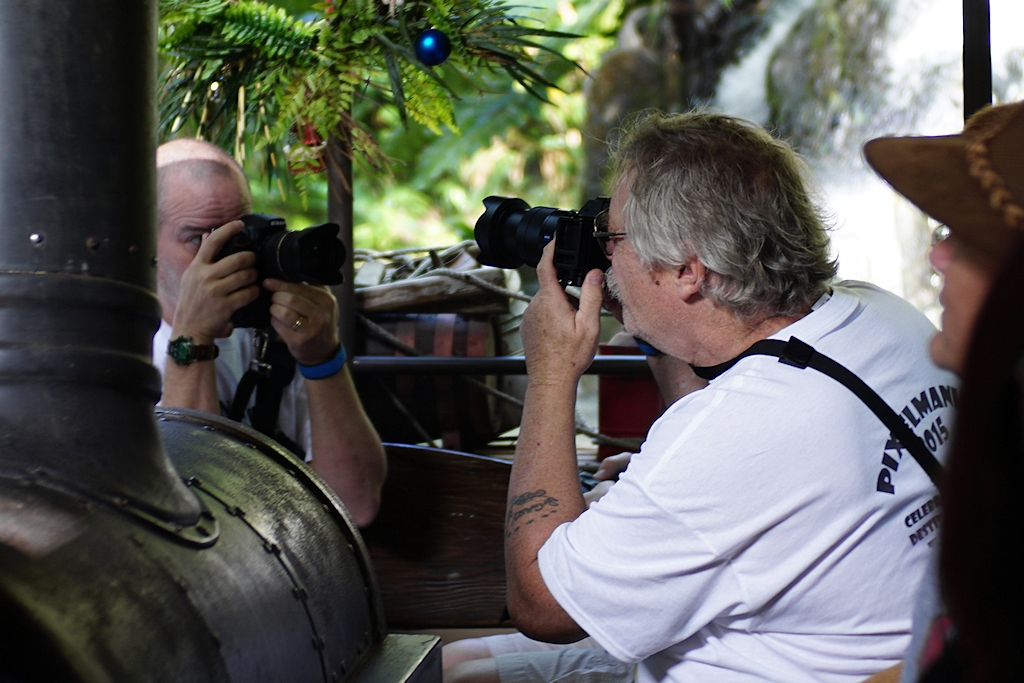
top-left (217, 213), bottom-right (346, 328)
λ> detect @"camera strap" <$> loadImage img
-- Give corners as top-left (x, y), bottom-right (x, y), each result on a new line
top-left (691, 336), bottom-right (944, 485)
top-left (229, 331), bottom-right (302, 457)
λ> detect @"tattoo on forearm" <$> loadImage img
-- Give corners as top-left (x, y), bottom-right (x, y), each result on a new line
top-left (506, 489), bottom-right (560, 538)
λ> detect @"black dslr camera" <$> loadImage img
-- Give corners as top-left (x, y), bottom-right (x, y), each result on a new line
top-left (217, 213), bottom-right (346, 328)
top-left (474, 196), bottom-right (611, 287)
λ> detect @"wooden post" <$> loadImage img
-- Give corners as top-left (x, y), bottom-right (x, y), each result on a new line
top-left (327, 136), bottom-right (356, 353)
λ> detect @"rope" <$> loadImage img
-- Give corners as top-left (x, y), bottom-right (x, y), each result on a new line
top-left (426, 268), bottom-right (533, 303)
top-left (373, 375), bottom-right (439, 448)
top-left (354, 240), bottom-right (477, 261)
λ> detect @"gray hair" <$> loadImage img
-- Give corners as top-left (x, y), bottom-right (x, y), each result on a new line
top-left (610, 110), bottom-right (837, 321)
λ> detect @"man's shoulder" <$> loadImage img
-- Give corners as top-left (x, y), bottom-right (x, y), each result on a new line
top-left (831, 281), bottom-right (932, 326)
top-left (798, 281), bottom-right (938, 352)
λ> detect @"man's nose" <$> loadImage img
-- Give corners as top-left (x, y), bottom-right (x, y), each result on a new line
top-left (929, 237), bottom-right (954, 275)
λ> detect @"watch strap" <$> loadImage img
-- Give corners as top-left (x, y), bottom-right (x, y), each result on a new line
top-left (167, 335), bottom-right (220, 366)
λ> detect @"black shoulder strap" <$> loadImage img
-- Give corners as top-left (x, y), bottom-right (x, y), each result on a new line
top-left (693, 337), bottom-right (944, 485)
top-left (228, 339), bottom-right (296, 440)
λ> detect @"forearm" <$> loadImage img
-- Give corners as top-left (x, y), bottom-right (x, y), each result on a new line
top-left (648, 354), bottom-right (708, 405)
top-left (505, 377), bottom-right (587, 642)
top-left (160, 361), bottom-right (221, 414)
top-left (503, 244), bottom-right (601, 642)
top-left (305, 366), bottom-right (387, 527)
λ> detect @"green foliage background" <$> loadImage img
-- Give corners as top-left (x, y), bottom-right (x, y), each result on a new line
top-left (246, 0), bottom-right (621, 250)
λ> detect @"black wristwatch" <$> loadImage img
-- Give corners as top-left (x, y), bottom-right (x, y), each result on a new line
top-left (167, 335), bottom-right (219, 366)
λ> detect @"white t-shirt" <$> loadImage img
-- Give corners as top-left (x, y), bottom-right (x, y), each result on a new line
top-left (538, 282), bottom-right (956, 683)
top-left (153, 320), bottom-right (313, 457)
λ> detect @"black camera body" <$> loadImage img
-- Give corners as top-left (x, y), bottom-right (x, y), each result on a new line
top-left (216, 213), bottom-right (346, 329)
top-left (474, 196), bottom-right (611, 287)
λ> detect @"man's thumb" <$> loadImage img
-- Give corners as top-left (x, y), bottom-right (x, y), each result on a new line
top-left (578, 269), bottom-right (605, 318)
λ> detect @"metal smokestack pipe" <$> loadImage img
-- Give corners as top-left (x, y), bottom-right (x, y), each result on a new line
top-left (0, 2), bottom-right (199, 522)
top-left (0, 5), bottom-right (442, 682)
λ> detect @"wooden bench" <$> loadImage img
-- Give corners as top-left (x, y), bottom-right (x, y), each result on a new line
top-left (361, 443), bottom-right (512, 630)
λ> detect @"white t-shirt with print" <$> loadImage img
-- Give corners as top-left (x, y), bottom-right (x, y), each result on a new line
top-left (539, 282), bottom-right (956, 683)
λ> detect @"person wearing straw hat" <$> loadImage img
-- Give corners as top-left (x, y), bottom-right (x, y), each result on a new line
top-left (864, 101), bottom-right (1024, 683)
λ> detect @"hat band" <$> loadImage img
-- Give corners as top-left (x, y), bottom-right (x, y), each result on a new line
top-left (965, 138), bottom-right (1024, 230)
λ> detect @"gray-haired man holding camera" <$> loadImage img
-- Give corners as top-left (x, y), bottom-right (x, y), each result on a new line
top-left (448, 112), bottom-right (958, 683)
top-left (152, 138), bottom-right (385, 527)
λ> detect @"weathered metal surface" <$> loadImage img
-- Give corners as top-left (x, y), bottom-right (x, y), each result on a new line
top-left (0, 2), bottom-right (158, 285)
top-left (0, 410), bottom-right (442, 682)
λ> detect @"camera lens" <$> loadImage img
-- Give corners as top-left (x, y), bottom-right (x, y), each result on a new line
top-left (475, 196), bottom-right (574, 269)
top-left (260, 223), bottom-right (346, 285)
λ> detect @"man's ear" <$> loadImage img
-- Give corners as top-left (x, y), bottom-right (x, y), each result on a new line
top-left (673, 256), bottom-right (705, 303)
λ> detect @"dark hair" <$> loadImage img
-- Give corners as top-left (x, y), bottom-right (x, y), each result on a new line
top-left (938, 234), bottom-right (1024, 682)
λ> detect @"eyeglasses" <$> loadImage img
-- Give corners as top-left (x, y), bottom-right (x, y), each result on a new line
top-left (930, 221), bottom-right (951, 247)
top-left (593, 231), bottom-right (628, 257)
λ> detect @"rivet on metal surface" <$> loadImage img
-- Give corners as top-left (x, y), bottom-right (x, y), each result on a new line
top-left (29, 233), bottom-right (45, 245)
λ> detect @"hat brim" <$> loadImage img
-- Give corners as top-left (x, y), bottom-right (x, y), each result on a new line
top-left (864, 135), bottom-right (1018, 258)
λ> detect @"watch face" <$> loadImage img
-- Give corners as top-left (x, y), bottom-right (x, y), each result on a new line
top-left (168, 337), bottom-right (195, 365)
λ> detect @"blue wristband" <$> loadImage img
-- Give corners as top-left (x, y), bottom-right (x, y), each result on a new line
top-left (298, 344), bottom-right (347, 379)
top-left (633, 337), bottom-right (664, 356)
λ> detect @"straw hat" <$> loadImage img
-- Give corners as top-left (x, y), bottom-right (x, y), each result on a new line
top-left (864, 101), bottom-right (1024, 260)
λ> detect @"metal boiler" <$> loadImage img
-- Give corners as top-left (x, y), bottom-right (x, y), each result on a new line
top-left (0, 2), bottom-right (439, 681)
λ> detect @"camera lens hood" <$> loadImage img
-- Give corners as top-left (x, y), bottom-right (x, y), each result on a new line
top-left (475, 196), bottom-right (571, 270)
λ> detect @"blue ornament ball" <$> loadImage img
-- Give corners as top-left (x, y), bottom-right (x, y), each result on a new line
top-left (415, 28), bottom-right (451, 66)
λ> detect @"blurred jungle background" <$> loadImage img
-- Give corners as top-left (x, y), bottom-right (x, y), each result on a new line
top-left (159, 0), bottom-right (1024, 451)
top-left (161, 0), bottom-right (1024, 312)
